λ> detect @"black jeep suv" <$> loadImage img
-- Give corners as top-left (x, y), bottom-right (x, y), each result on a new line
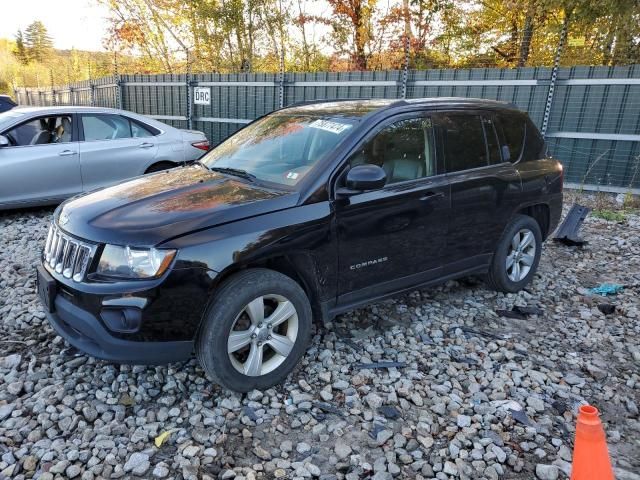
top-left (37, 98), bottom-right (563, 392)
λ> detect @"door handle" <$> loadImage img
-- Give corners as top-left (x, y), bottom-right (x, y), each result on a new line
top-left (419, 191), bottom-right (445, 201)
top-left (139, 142), bottom-right (154, 148)
top-left (58, 150), bottom-right (77, 156)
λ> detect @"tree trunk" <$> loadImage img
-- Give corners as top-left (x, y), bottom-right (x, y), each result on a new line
top-left (353, 3), bottom-right (367, 70)
top-left (518, 11), bottom-right (535, 67)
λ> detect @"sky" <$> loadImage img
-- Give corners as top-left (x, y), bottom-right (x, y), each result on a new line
top-left (0, 0), bottom-right (109, 51)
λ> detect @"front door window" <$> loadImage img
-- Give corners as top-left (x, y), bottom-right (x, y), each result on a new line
top-left (4, 115), bottom-right (73, 146)
top-left (348, 117), bottom-right (436, 184)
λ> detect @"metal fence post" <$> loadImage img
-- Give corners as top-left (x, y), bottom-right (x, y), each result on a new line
top-left (541, 14), bottom-right (569, 137)
top-left (400, 4), bottom-right (410, 99)
top-left (278, 47), bottom-right (285, 109)
top-left (186, 49), bottom-right (193, 130)
top-left (50, 70), bottom-right (56, 106)
top-left (114, 52), bottom-right (123, 110)
top-left (90, 82), bottom-right (95, 106)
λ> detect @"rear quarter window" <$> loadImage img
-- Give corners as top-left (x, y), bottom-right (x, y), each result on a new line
top-left (522, 117), bottom-right (546, 161)
top-left (497, 112), bottom-right (526, 162)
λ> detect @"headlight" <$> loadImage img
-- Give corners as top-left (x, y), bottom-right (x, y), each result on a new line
top-left (96, 245), bottom-right (176, 279)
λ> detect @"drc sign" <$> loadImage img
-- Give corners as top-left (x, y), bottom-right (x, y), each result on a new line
top-left (194, 87), bottom-right (211, 105)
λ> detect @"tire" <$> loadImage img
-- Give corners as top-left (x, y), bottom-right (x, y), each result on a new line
top-left (145, 161), bottom-right (176, 173)
top-left (196, 268), bottom-right (312, 392)
top-left (486, 214), bottom-right (543, 293)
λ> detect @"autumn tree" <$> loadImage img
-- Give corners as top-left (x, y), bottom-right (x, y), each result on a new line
top-left (326, 0), bottom-right (377, 70)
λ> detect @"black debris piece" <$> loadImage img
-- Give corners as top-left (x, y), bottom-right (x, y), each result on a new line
top-left (552, 400), bottom-right (568, 415)
top-left (553, 204), bottom-right (591, 246)
top-left (312, 401), bottom-right (344, 417)
top-left (513, 305), bottom-right (544, 316)
top-left (497, 305), bottom-right (544, 320)
top-left (509, 408), bottom-right (532, 426)
top-left (451, 355), bottom-right (478, 365)
top-left (377, 406), bottom-right (401, 420)
top-left (242, 406), bottom-right (258, 422)
top-left (460, 327), bottom-right (504, 340)
top-left (355, 361), bottom-right (407, 370)
top-left (496, 309), bottom-right (527, 320)
top-left (597, 303), bottom-right (616, 315)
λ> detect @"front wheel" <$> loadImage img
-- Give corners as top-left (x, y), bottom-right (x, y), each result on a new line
top-left (486, 214), bottom-right (542, 293)
top-left (196, 269), bottom-right (312, 392)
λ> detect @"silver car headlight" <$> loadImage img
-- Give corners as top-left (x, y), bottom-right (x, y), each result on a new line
top-left (96, 245), bottom-right (176, 279)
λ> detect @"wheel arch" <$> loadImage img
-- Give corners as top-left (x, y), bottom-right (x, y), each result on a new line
top-left (209, 254), bottom-right (326, 324)
top-left (517, 203), bottom-right (550, 239)
top-left (144, 160), bottom-right (179, 174)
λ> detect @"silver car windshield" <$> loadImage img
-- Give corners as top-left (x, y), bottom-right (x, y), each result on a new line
top-left (200, 114), bottom-right (357, 186)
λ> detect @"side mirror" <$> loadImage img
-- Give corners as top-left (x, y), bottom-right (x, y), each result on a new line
top-left (341, 164), bottom-right (387, 194)
top-left (0, 135), bottom-right (9, 148)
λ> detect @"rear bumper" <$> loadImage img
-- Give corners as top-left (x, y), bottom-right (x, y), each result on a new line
top-left (46, 294), bottom-right (193, 364)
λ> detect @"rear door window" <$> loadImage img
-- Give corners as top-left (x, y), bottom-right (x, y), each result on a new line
top-left (82, 114), bottom-right (132, 141)
top-left (435, 113), bottom-right (488, 172)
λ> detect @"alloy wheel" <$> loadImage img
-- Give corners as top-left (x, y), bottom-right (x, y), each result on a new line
top-left (506, 228), bottom-right (536, 282)
top-left (227, 294), bottom-right (299, 377)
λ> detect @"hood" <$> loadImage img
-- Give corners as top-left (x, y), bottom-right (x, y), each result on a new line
top-left (57, 165), bottom-right (297, 247)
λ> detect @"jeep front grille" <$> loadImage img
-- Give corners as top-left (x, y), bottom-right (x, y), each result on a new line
top-left (43, 224), bottom-right (97, 282)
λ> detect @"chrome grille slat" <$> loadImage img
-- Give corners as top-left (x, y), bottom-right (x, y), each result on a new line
top-left (42, 223), bottom-right (97, 282)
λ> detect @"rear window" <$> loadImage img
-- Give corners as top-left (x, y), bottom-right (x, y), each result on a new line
top-left (497, 112), bottom-right (526, 162)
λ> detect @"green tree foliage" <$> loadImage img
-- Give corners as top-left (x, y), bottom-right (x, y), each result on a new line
top-left (13, 30), bottom-right (29, 65)
top-left (24, 21), bottom-right (53, 63)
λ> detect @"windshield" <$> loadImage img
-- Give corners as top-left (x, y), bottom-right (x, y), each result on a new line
top-left (201, 114), bottom-right (357, 186)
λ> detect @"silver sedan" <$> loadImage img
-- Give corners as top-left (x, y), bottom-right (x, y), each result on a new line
top-left (0, 106), bottom-right (210, 209)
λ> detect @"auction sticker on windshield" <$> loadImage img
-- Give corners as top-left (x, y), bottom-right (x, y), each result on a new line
top-left (309, 119), bottom-right (352, 134)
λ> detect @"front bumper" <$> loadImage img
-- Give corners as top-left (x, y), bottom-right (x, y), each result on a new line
top-left (38, 258), bottom-right (216, 364)
top-left (46, 294), bottom-right (194, 364)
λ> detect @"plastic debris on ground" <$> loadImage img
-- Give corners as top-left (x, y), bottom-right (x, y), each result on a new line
top-left (553, 203), bottom-right (591, 246)
top-left (154, 429), bottom-right (178, 448)
top-left (590, 283), bottom-right (624, 296)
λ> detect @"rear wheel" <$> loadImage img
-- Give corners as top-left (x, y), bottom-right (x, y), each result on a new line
top-left (196, 269), bottom-right (312, 392)
top-left (486, 214), bottom-right (542, 293)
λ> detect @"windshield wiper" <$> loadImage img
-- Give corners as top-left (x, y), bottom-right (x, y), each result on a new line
top-left (208, 166), bottom-right (256, 182)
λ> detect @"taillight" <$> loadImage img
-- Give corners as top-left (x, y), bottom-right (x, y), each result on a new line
top-left (191, 140), bottom-right (210, 151)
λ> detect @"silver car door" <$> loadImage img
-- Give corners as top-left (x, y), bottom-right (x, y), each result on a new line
top-left (78, 113), bottom-right (158, 192)
top-left (0, 113), bottom-right (81, 207)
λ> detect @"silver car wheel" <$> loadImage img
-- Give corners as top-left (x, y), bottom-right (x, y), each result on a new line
top-left (227, 294), bottom-right (299, 377)
top-left (506, 228), bottom-right (536, 282)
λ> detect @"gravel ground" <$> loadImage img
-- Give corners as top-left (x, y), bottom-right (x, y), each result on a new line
top-left (1, 193), bottom-right (639, 480)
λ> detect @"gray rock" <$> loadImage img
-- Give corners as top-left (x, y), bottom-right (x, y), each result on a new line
top-left (334, 442), bottom-right (352, 459)
top-left (124, 453), bottom-right (150, 475)
top-left (456, 414), bottom-right (471, 428)
top-left (536, 464), bottom-right (559, 480)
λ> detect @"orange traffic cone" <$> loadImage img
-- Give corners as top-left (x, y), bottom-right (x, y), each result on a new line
top-left (570, 405), bottom-right (614, 480)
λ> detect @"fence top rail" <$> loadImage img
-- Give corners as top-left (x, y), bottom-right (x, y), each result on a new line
top-left (20, 77), bottom-right (640, 93)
